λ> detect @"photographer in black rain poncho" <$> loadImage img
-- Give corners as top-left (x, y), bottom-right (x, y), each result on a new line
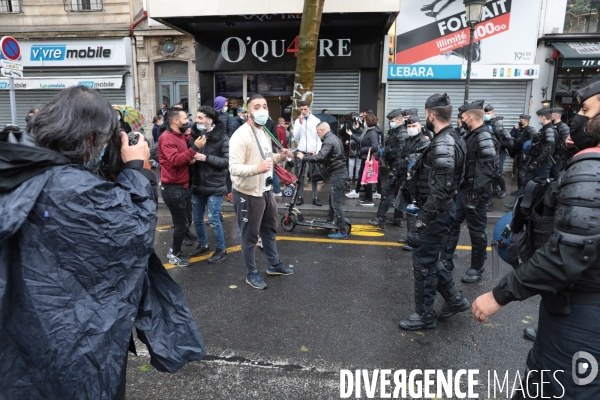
top-left (0, 86), bottom-right (204, 400)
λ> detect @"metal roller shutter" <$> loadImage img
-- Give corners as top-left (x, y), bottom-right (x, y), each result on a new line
top-left (0, 88), bottom-right (126, 127)
top-left (385, 80), bottom-right (529, 173)
top-left (313, 71), bottom-right (360, 115)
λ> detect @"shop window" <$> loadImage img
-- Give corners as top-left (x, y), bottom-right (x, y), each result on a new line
top-left (0, 0), bottom-right (22, 13)
top-left (564, 0), bottom-right (600, 33)
top-left (66, 0), bottom-right (103, 12)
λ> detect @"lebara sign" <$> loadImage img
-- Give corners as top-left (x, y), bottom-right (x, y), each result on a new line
top-left (387, 64), bottom-right (540, 80)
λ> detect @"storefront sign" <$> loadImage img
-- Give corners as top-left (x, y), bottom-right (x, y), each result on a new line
top-left (394, 0), bottom-right (540, 67)
top-left (196, 30), bottom-right (381, 71)
top-left (0, 38), bottom-right (131, 67)
top-left (388, 64), bottom-right (539, 80)
top-left (0, 76), bottom-right (123, 90)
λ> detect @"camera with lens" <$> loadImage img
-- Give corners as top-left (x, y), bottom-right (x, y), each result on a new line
top-left (127, 132), bottom-right (139, 146)
top-left (265, 176), bottom-right (273, 186)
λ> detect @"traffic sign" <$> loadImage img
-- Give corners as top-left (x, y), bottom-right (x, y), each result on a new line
top-left (1, 68), bottom-right (23, 78)
top-left (1, 59), bottom-right (22, 71)
top-left (0, 36), bottom-right (21, 61)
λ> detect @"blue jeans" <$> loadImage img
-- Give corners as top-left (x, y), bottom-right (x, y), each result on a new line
top-left (191, 194), bottom-right (225, 251)
top-left (272, 171), bottom-right (281, 194)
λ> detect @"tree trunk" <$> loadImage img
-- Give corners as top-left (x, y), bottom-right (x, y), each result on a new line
top-left (291, 0), bottom-right (325, 125)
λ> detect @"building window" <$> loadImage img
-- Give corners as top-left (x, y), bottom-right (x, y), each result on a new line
top-left (0, 0), bottom-right (22, 13)
top-left (564, 0), bottom-right (600, 33)
top-left (66, 0), bottom-right (103, 12)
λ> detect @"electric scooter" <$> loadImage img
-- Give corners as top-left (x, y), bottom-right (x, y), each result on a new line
top-left (280, 158), bottom-right (352, 234)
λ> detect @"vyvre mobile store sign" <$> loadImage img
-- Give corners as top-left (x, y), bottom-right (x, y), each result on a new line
top-left (391, 0), bottom-right (541, 79)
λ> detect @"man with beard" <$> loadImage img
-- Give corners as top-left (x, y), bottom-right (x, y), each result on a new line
top-left (472, 74), bottom-right (600, 399)
top-left (400, 93), bottom-right (469, 330)
top-left (441, 100), bottom-right (496, 283)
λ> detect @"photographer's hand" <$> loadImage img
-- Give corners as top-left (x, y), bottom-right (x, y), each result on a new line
top-left (120, 132), bottom-right (149, 163)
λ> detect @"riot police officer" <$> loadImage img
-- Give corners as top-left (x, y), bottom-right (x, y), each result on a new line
top-left (441, 100), bottom-right (496, 283)
top-left (404, 108), bottom-right (433, 140)
top-left (456, 104), bottom-right (468, 137)
top-left (400, 93), bottom-right (469, 331)
top-left (472, 74), bottom-right (600, 398)
top-left (396, 114), bottom-right (430, 250)
top-left (369, 109), bottom-right (408, 227)
top-left (484, 104), bottom-right (513, 199)
top-left (550, 107), bottom-right (571, 179)
top-left (504, 108), bottom-right (557, 208)
top-left (509, 114), bottom-right (537, 194)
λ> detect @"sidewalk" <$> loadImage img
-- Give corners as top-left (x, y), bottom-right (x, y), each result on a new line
top-left (155, 169), bottom-right (518, 224)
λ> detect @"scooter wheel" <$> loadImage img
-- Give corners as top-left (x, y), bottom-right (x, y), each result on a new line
top-left (281, 215), bottom-right (297, 232)
top-left (283, 185), bottom-right (294, 197)
top-left (345, 222), bottom-right (352, 233)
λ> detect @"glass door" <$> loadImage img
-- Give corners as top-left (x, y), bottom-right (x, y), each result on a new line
top-left (175, 82), bottom-right (189, 112)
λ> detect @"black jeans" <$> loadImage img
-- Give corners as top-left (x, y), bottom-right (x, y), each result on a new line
top-left (355, 159), bottom-right (373, 201)
top-left (232, 189), bottom-right (280, 274)
top-left (161, 185), bottom-right (191, 254)
top-left (327, 174), bottom-right (348, 233)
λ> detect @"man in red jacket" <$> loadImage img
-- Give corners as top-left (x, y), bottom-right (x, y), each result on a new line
top-left (158, 109), bottom-right (206, 267)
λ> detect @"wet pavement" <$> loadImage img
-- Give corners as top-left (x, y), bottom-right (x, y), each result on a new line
top-left (126, 178), bottom-right (538, 399)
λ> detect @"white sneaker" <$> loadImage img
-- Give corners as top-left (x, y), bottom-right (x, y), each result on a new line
top-left (274, 192), bottom-right (282, 197)
top-left (345, 190), bottom-right (359, 199)
top-left (373, 192), bottom-right (381, 199)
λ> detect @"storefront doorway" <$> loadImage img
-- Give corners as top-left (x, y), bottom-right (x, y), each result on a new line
top-left (157, 61), bottom-right (189, 111)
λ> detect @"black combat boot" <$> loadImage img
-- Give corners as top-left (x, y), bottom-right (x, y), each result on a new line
top-left (399, 263), bottom-right (437, 330)
top-left (462, 230), bottom-right (487, 283)
top-left (524, 328), bottom-right (537, 341)
top-left (437, 282), bottom-right (471, 319)
top-left (369, 216), bottom-right (386, 227)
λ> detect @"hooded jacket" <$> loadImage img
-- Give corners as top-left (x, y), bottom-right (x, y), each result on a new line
top-left (351, 126), bottom-right (380, 160)
top-left (0, 142), bottom-right (205, 399)
top-left (188, 119), bottom-right (230, 197)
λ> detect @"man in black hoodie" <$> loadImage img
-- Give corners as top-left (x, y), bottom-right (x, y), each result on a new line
top-left (188, 106), bottom-right (230, 263)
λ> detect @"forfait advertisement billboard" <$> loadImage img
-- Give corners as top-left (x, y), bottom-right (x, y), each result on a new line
top-left (389, 0), bottom-right (541, 80)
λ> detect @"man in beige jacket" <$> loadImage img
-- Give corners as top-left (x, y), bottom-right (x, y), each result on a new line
top-left (229, 94), bottom-right (294, 289)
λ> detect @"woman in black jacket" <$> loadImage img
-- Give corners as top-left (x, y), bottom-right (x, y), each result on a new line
top-left (348, 113), bottom-right (380, 206)
top-left (187, 106), bottom-right (230, 263)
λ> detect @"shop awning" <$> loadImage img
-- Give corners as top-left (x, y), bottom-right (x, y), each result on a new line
top-left (552, 42), bottom-right (600, 67)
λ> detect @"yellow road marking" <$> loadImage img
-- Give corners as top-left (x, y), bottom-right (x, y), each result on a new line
top-left (162, 237), bottom-right (491, 268)
top-left (350, 224), bottom-right (385, 237)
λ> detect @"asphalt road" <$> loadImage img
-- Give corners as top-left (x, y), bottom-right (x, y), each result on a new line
top-left (125, 206), bottom-right (538, 399)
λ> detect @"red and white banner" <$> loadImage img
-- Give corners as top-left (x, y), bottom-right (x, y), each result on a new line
top-left (395, 0), bottom-right (540, 66)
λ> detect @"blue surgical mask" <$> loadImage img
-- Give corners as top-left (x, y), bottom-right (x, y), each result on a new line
top-left (223, 107), bottom-right (228, 113)
top-left (196, 123), bottom-right (206, 131)
top-left (390, 121), bottom-right (398, 129)
top-left (117, 115), bottom-right (121, 121)
top-left (86, 143), bottom-right (107, 170)
top-left (252, 110), bottom-right (269, 126)
top-left (483, 114), bottom-right (491, 122)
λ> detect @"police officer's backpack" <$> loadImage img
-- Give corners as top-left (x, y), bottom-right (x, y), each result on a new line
top-left (506, 178), bottom-right (556, 268)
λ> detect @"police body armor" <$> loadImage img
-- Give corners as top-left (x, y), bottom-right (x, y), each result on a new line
top-left (462, 125), bottom-right (496, 195)
top-left (486, 117), bottom-right (513, 153)
top-left (529, 123), bottom-right (557, 163)
top-left (553, 121), bottom-right (571, 161)
top-left (513, 125), bottom-right (536, 154)
top-left (385, 126), bottom-right (408, 172)
top-left (409, 128), bottom-right (465, 208)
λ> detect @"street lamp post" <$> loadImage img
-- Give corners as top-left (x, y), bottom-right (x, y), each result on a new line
top-left (463, 0), bottom-right (486, 104)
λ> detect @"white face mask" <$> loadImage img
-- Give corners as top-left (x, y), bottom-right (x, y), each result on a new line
top-left (117, 114), bottom-right (121, 121)
top-left (407, 127), bottom-right (419, 137)
top-left (252, 109), bottom-right (269, 126)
